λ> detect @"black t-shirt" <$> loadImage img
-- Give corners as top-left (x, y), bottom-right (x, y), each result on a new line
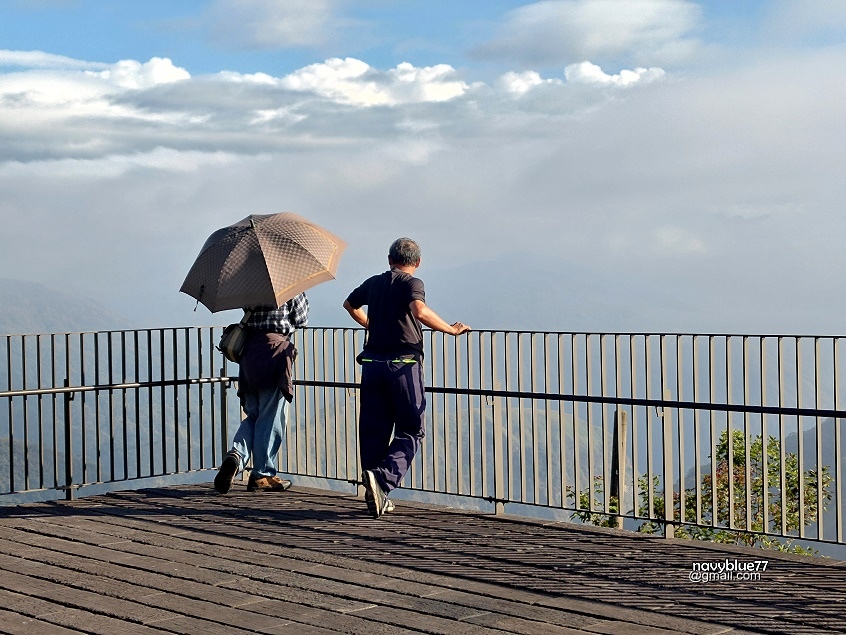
top-left (346, 269), bottom-right (426, 356)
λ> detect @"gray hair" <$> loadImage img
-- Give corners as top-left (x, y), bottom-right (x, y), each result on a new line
top-left (388, 237), bottom-right (421, 266)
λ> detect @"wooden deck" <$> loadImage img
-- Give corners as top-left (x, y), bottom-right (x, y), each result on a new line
top-left (0, 483), bottom-right (845, 635)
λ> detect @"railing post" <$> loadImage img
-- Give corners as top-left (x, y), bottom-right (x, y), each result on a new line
top-left (63, 379), bottom-right (74, 501)
top-left (493, 380), bottom-right (505, 515)
top-left (662, 390), bottom-right (675, 539)
top-left (220, 365), bottom-right (228, 461)
top-left (610, 408), bottom-right (628, 529)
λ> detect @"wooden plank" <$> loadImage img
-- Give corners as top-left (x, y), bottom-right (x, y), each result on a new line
top-left (0, 589), bottom-right (163, 635)
top-left (3, 485), bottom-right (846, 635)
top-left (0, 608), bottom-right (84, 635)
top-left (0, 571), bottom-right (177, 623)
top-left (2, 518), bottom-right (582, 634)
top-left (0, 553), bottom-right (343, 635)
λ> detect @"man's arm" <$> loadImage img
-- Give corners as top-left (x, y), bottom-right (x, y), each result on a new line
top-left (410, 300), bottom-right (470, 336)
top-left (343, 299), bottom-right (368, 328)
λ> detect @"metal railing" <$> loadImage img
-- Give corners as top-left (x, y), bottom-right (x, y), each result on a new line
top-left (0, 328), bottom-right (235, 499)
top-left (3, 327), bottom-right (846, 549)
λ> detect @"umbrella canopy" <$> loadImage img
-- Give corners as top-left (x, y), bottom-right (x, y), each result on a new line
top-left (180, 212), bottom-right (346, 313)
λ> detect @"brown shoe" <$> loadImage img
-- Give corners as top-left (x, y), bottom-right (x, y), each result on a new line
top-left (247, 475), bottom-right (292, 492)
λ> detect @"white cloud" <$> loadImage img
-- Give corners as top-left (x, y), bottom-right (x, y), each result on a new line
top-left (386, 63), bottom-right (468, 103)
top-left (0, 49), bottom-right (107, 70)
top-left (564, 61), bottom-right (666, 86)
top-left (249, 106), bottom-right (307, 125)
top-left (0, 147), bottom-right (245, 180)
top-left (654, 226), bottom-right (706, 255)
top-left (279, 57), bottom-right (388, 105)
top-left (279, 58), bottom-right (469, 106)
top-left (86, 57), bottom-right (190, 89)
top-left (713, 202), bottom-right (801, 221)
top-left (3, 45), bottom-right (846, 334)
top-left (497, 62), bottom-right (665, 97)
top-left (498, 70), bottom-right (562, 94)
top-left (3, 50), bottom-right (635, 152)
top-left (206, 0), bottom-right (346, 49)
top-left (216, 70), bottom-right (278, 85)
top-left (476, 0), bottom-right (701, 66)
top-left (0, 56), bottom-right (198, 148)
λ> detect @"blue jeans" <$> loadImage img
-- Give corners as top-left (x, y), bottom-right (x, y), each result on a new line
top-left (231, 387), bottom-right (288, 478)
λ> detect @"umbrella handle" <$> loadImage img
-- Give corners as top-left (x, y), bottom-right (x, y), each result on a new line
top-left (193, 284), bottom-right (205, 312)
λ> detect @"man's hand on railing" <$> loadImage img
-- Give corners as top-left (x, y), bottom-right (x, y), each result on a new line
top-left (451, 322), bottom-right (471, 335)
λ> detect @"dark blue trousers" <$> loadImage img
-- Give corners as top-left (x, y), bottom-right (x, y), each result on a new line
top-left (358, 358), bottom-right (426, 492)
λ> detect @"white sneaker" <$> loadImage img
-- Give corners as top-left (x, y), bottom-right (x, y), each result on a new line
top-left (362, 470), bottom-right (389, 518)
top-left (363, 486), bottom-right (392, 511)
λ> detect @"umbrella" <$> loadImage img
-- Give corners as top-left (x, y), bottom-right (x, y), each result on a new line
top-left (180, 212), bottom-right (347, 313)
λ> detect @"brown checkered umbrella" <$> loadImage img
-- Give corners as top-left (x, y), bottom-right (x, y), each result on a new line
top-left (180, 212), bottom-right (347, 312)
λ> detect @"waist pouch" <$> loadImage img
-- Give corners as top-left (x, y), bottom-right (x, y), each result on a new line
top-left (356, 352), bottom-right (418, 365)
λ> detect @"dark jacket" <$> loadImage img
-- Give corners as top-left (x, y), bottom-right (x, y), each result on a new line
top-left (237, 330), bottom-right (297, 402)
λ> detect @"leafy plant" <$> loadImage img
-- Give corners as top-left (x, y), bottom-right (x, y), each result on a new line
top-left (568, 475), bottom-right (620, 528)
top-left (567, 429), bottom-right (832, 555)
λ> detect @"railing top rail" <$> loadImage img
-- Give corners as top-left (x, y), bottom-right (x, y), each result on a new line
top-left (0, 376), bottom-right (231, 399)
top-left (310, 326), bottom-right (846, 339)
top-left (3, 326), bottom-right (846, 339)
top-left (1, 326), bottom-right (225, 338)
top-left (8, 375), bottom-right (846, 419)
top-left (296, 379), bottom-right (846, 419)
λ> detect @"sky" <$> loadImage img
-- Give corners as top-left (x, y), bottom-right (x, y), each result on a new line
top-left (1, 0), bottom-right (846, 335)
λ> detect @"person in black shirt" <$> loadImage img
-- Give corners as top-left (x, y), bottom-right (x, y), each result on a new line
top-left (343, 238), bottom-right (471, 518)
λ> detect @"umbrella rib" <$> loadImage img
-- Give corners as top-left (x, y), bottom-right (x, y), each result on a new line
top-left (253, 229), bottom-right (337, 280)
top-left (219, 232), bottom-right (275, 308)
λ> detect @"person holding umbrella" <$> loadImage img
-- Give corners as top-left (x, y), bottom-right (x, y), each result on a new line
top-left (180, 212), bottom-right (347, 494)
top-left (214, 294), bottom-right (309, 493)
top-left (343, 237), bottom-right (471, 518)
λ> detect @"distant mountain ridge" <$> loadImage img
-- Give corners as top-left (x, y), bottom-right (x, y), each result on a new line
top-left (0, 278), bottom-right (132, 335)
